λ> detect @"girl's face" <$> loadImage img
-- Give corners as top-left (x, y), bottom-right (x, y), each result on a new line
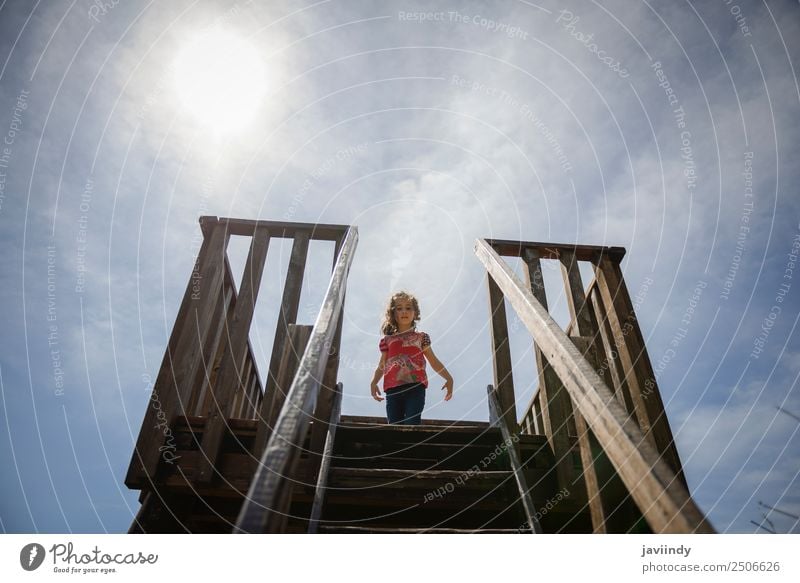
top-left (393, 298), bottom-right (416, 327)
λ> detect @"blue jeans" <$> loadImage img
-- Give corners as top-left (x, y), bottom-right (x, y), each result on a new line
top-left (385, 382), bottom-right (426, 425)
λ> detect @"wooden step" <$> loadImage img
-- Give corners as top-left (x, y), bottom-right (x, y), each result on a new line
top-left (319, 467), bottom-right (526, 530)
top-left (335, 422), bottom-right (504, 440)
top-left (339, 415), bottom-right (490, 428)
top-left (317, 526), bottom-right (530, 533)
top-left (327, 466), bottom-right (515, 489)
top-left (320, 466), bottom-right (556, 511)
top-left (332, 433), bottom-right (553, 472)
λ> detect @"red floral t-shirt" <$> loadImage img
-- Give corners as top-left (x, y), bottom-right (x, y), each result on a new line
top-left (379, 329), bottom-right (431, 390)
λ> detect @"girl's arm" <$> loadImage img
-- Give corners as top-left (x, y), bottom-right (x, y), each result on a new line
top-left (370, 352), bottom-right (387, 401)
top-left (423, 346), bottom-right (454, 401)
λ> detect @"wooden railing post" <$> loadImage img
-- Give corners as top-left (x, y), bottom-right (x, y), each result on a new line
top-left (264, 234), bottom-right (309, 406)
top-left (559, 249), bottom-right (609, 533)
top-left (197, 226), bottom-right (270, 483)
top-left (253, 231), bottom-right (310, 455)
top-left (487, 273), bottom-right (518, 434)
top-left (125, 217), bottom-right (229, 487)
top-left (521, 248), bottom-right (574, 493)
top-left (254, 324), bottom-right (313, 457)
top-left (305, 295), bottom-right (345, 486)
top-left (308, 382), bottom-right (344, 533)
top-left (487, 384), bottom-right (541, 534)
top-left (593, 255), bottom-right (686, 487)
top-left (187, 264), bottom-right (242, 419)
top-left (589, 286), bottom-right (637, 417)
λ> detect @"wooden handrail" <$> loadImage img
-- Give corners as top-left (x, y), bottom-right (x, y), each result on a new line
top-left (486, 385), bottom-right (541, 534)
top-left (474, 238), bottom-right (714, 533)
top-left (307, 382), bottom-right (343, 533)
top-left (234, 226), bottom-right (358, 533)
top-left (213, 216), bottom-right (350, 240)
top-left (483, 238), bottom-right (625, 262)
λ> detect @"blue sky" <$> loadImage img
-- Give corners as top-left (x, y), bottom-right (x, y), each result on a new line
top-left (0, 0), bottom-right (798, 534)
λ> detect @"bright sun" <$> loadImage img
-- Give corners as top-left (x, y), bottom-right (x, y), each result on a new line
top-left (173, 28), bottom-right (267, 132)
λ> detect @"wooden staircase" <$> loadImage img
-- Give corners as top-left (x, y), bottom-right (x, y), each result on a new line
top-left (129, 414), bottom-right (596, 534)
top-left (126, 216), bottom-right (714, 534)
top-left (313, 418), bottom-right (554, 533)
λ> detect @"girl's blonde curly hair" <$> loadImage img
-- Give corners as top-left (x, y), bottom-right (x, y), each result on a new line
top-left (380, 291), bottom-right (421, 335)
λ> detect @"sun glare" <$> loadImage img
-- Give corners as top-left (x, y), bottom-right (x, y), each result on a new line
top-left (172, 27), bottom-right (267, 133)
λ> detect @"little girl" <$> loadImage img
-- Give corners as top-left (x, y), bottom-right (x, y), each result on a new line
top-left (370, 291), bottom-right (454, 425)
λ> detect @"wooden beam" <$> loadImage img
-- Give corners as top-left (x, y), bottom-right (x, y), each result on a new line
top-left (186, 281), bottom-right (232, 418)
top-left (257, 231), bottom-right (310, 450)
top-left (125, 220), bottom-right (229, 487)
top-left (570, 337), bottom-right (607, 533)
top-left (559, 249), bottom-right (595, 337)
top-left (254, 324), bottom-right (313, 457)
top-left (232, 358), bottom-right (253, 418)
top-left (235, 226), bottom-right (358, 533)
top-left (245, 369), bottom-right (260, 419)
top-left (197, 227), bottom-right (270, 483)
top-left (213, 216), bottom-right (348, 240)
top-left (474, 238), bottom-right (714, 533)
top-left (305, 294), bottom-right (345, 486)
top-left (521, 248), bottom-right (574, 491)
top-left (533, 396), bottom-right (543, 435)
top-left (593, 256), bottom-right (687, 487)
top-left (559, 249), bottom-right (614, 532)
top-left (487, 274), bottom-right (518, 434)
top-left (305, 236), bottom-right (346, 485)
top-left (308, 382), bottom-right (343, 533)
top-left (589, 287), bottom-right (636, 416)
top-left (485, 238), bottom-right (626, 262)
top-left (487, 385), bottom-right (541, 533)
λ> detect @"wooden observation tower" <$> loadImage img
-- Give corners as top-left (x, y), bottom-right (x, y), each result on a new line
top-left (125, 216), bottom-right (714, 534)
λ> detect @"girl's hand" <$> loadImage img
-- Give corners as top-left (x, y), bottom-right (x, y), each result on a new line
top-left (442, 379), bottom-right (453, 401)
top-left (371, 382), bottom-right (384, 402)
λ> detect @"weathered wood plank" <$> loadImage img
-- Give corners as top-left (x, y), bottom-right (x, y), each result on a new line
top-left (257, 231), bottom-right (310, 447)
top-left (570, 407), bottom-right (607, 532)
top-left (243, 370), bottom-right (259, 419)
top-left (318, 526), bottom-right (526, 534)
top-left (338, 415), bottom-right (490, 428)
top-left (241, 342), bottom-right (264, 420)
top-left (590, 287), bottom-right (636, 416)
top-left (214, 216), bottom-right (348, 240)
top-left (308, 382), bottom-right (343, 533)
top-left (487, 385), bottom-right (541, 533)
top-left (559, 250), bottom-right (608, 532)
top-left (594, 256), bottom-right (686, 487)
top-left (560, 249), bottom-right (595, 336)
top-left (521, 247), bottom-right (574, 491)
top-left (305, 235), bottom-right (347, 486)
top-left (305, 298), bottom-right (345, 485)
top-left (254, 324), bottom-right (313, 457)
top-left (486, 238), bottom-right (625, 262)
top-left (232, 358), bottom-right (253, 418)
top-left (487, 274), bottom-right (518, 434)
top-left (569, 337), bottom-right (607, 533)
top-left (126, 220), bottom-right (229, 487)
top-left (197, 227), bottom-right (270, 483)
top-left (532, 394), bottom-right (544, 435)
top-left (186, 280), bottom-right (232, 417)
top-left (235, 226), bottom-right (358, 533)
top-left (474, 238), bottom-right (714, 533)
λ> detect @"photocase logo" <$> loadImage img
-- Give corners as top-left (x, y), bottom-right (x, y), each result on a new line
top-left (19, 543), bottom-right (46, 571)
